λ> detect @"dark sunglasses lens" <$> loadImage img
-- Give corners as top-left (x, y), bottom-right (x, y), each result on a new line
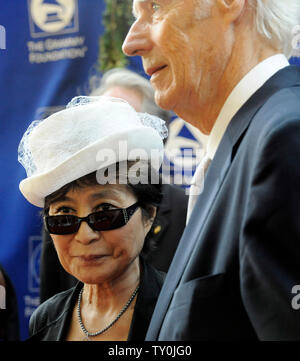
top-left (89, 210), bottom-right (125, 231)
top-left (46, 215), bottom-right (79, 235)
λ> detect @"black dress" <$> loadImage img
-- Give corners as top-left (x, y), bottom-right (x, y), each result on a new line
top-left (27, 258), bottom-right (165, 341)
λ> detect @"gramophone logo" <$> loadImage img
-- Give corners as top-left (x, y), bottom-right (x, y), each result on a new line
top-left (28, 0), bottom-right (79, 38)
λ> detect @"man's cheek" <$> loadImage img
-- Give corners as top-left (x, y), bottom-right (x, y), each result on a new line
top-left (153, 20), bottom-right (183, 53)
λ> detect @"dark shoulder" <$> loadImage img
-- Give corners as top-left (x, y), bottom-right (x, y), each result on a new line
top-left (254, 86), bottom-right (300, 137)
top-left (136, 258), bottom-right (165, 313)
top-left (29, 286), bottom-right (78, 336)
top-left (163, 183), bottom-right (186, 200)
top-left (142, 259), bottom-right (166, 290)
top-left (243, 85), bottom-right (300, 163)
top-left (161, 184), bottom-right (188, 213)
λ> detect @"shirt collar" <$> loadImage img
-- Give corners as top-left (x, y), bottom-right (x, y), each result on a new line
top-left (206, 54), bottom-right (290, 160)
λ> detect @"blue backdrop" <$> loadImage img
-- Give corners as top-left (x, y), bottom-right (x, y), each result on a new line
top-left (0, 1), bottom-right (299, 341)
top-left (0, 0), bottom-right (108, 340)
top-left (290, 56), bottom-right (300, 67)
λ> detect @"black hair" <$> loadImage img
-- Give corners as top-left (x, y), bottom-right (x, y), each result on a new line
top-left (43, 161), bottom-right (162, 256)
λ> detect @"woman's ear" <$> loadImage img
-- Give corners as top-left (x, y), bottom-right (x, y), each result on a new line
top-left (143, 206), bottom-right (157, 231)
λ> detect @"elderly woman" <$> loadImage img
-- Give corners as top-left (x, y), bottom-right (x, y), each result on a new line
top-left (18, 96), bottom-right (168, 341)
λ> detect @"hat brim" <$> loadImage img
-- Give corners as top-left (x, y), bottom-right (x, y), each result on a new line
top-left (19, 127), bottom-right (163, 207)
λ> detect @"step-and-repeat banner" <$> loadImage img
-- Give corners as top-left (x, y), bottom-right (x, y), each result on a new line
top-left (0, 0), bottom-right (107, 340)
top-left (0, 1), bottom-right (298, 340)
top-left (291, 57), bottom-right (300, 66)
top-left (0, 1), bottom-right (204, 340)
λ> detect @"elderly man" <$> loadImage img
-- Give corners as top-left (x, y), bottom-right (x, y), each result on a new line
top-left (123, 0), bottom-right (300, 340)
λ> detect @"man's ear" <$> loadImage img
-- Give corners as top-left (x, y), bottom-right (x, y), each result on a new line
top-left (216, 0), bottom-right (246, 24)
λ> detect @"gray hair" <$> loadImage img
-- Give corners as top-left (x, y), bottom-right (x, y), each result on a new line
top-left (90, 68), bottom-right (173, 124)
top-left (197, 0), bottom-right (300, 57)
top-left (250, 0), bottom-right (300, 56)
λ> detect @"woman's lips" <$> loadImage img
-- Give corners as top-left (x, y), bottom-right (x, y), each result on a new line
top-left (77, 255), bottom-right (107, 263)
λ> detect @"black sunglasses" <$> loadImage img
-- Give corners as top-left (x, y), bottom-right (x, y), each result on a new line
top-left (44, 202), bottom-right (140, 235)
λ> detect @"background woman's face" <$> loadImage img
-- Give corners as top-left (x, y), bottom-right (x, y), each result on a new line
top-left (48, 184), bottom-right (153, 285)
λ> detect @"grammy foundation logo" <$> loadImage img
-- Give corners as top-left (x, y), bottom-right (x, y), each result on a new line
top-left (28, 0), bottom-right (79, 38)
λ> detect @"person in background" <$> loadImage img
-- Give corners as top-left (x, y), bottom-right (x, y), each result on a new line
top-left (90, 67), bottom-right (173, 129)
top-left (123, 0), bottom-right (300, 340)
top-left (90, 68), bottom-right (208, 187)
top-left (18, 96), bottom-right (167, 341)
top-left (39, 68), bottom-right (188, 304)
top-left (0, 264), bottom-right (20, 341)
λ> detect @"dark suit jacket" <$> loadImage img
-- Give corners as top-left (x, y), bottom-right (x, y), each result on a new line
top-left (39, 183), bottom-right (187, 303)
top-left (146, 65), bottom-right (300, 341)
top-left (28, 258), bottom-right (165, 340)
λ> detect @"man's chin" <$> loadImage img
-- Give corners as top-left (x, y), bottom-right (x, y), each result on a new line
top-left (154, 91), bottom-right (174, 112)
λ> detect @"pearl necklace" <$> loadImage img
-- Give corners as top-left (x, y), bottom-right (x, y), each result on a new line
top-left (77, 284), bottom-right (140, 341)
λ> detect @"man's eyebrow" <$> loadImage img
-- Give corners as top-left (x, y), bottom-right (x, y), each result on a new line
top-left (132, 7), bottom-right (138, 19)
top-left (132, 0), bottom-right (148, 18)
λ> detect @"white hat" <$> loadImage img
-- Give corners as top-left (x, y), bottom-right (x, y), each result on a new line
top-left (18, 96), bottom-right (167, 207)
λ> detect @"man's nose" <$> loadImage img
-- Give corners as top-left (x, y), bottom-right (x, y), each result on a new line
top-left (122, 20), bottom-right (152, 57)
top-left (74, 221), bottom-right (99, 245)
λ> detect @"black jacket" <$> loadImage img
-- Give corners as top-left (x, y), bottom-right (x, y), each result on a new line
top-left (146, 66), bottom-right (300, 341)
top-left (28, 259), bottom-right (165, 341)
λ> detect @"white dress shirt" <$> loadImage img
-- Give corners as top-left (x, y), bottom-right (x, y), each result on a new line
top-left (207, 54), bottom-right (290, 159)
top-left (186, 54), bottom-right (290, 223)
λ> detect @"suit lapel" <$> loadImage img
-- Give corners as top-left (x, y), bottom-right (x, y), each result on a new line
top-left (174, 65), bottom-right (300, 284)
top-left (146, 65), bottom-right (300, 340)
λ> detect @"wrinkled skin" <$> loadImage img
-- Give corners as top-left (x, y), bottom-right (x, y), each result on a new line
top-left (123, 0), bottom-right (278, 134)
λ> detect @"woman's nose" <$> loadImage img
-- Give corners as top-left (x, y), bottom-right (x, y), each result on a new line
top-left (122, 20), bottom-right (152, 57)
top-left (74, 221), bottom-right (99, 244)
